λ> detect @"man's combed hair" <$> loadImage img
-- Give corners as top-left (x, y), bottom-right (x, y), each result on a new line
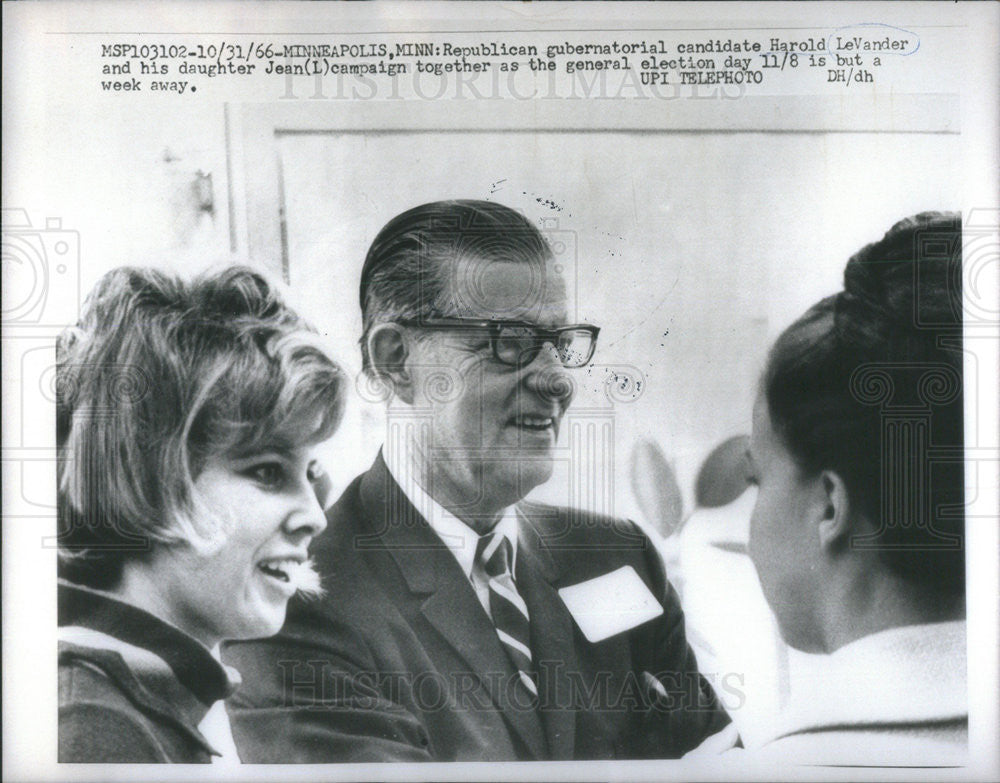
top-left (764, 212), bottom-right (964, 593)
top-left (358, 200), bottom-right (554, 373)
top-left (57, 265), bottom-right (346, 589)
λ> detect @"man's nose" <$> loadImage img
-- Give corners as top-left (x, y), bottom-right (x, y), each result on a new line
top-left (524, 342), bottom-right (574, 403)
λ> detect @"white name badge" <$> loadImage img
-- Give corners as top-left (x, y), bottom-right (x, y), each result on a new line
top-left (558, 565), bottom-right (664, 643)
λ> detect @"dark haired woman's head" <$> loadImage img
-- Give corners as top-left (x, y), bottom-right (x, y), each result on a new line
top-left (747, 213), bottom-right (964, 651)
top-left (57, 266), bottom-right (345, 642)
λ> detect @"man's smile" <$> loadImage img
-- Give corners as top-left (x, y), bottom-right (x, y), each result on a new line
top-left (511, 414), bottom-right (555, 432)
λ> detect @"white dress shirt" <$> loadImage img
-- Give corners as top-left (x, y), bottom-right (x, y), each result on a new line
top-left (385, 453), bottom-right (520, 618)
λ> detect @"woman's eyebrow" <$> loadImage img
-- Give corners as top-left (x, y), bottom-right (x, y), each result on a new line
top-left (229, 444), bottom-right (296, 461)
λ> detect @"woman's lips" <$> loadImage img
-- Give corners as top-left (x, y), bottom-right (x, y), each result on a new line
top-left (257, 555), bottom-right (322, 596)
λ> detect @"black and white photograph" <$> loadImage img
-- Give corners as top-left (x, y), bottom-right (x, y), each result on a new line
top-left (3, 2), bottom-right (998, 781)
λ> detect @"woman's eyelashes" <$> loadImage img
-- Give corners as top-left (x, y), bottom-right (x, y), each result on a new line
top-left (243, 457), bottom-right (325, 491)
top-left (244, 460), bottom-right (288, 489)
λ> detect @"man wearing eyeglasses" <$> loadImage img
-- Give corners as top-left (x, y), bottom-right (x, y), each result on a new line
top-left (224, 200), bottom-right (732, 762)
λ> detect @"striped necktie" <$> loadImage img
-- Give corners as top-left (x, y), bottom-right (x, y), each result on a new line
top-left (475, 532), bottom-right (538, 697)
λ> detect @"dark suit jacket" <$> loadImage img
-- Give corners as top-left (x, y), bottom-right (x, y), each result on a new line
top-left (223, 454), bottom-right (731, 762)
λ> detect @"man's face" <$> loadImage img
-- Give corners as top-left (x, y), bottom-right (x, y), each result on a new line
top-left (407, 253), bottom-right (574, 523)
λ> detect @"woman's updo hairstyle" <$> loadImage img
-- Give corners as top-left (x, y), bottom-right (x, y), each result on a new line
top-left (763, 212), bottom-right (964, 593)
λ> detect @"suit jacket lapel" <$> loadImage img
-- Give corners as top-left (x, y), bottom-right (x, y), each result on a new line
top-left (358, 454), bottom-right (548, 760)
top-left (516, 511), bottom-right (579, 760)
top-left (419, 574), bottom-right (548, 760)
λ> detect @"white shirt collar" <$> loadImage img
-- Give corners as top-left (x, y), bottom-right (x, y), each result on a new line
top-left (384, 450), bottom-right (519, 579)
top-left (765, 620), bottom-right (967, 743)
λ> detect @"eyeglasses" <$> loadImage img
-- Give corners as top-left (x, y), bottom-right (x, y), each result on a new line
top-left (397, 317), bottom-right (599, 369)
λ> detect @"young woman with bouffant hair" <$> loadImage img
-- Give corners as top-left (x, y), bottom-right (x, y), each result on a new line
top-left (57, 265), bottom-right (345, 762)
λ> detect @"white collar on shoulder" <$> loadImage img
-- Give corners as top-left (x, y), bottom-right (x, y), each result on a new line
top-left (764, 620), bottom-right (967, 743)
top-left (384, 448), bottom-right (519, 579)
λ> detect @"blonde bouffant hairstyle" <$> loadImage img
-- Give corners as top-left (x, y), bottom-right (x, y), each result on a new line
top-left (57, 265), bottom-right (345, 589)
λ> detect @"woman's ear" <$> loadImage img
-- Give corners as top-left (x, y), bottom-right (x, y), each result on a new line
top-left (817, 470), bottom-right (852, 550)
top-left (367, 324), bottom-right (413, 404)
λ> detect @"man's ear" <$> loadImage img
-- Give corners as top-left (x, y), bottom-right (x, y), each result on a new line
top-left (817, 470), bottom-right (851, 550)
top-left (367, 324), bottom-right (414, 404)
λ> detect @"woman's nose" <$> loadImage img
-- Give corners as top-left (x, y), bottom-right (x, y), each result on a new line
top-left (285, 481), bottom-right (329, 538)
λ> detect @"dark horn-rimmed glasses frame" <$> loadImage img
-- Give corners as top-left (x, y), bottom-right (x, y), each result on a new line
top-left (395, 317), bottom-right (600, 369)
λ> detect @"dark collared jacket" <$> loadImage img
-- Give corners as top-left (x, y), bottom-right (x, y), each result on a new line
top-left (58, 579), bottom-right (240, 762)
top-left (224, 453), bottom-right (731, 762)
